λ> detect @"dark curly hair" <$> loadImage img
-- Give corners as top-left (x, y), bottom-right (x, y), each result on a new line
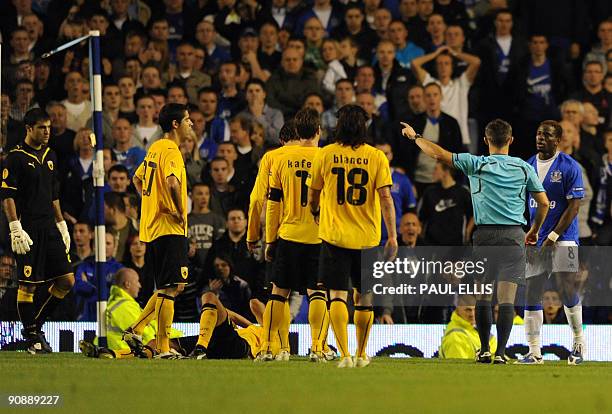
top-left (334, 104), bottom-right (368, 148)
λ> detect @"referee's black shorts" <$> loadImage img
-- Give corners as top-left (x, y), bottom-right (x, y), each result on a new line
top-left (144, 235), bottom-right (189, 289)
top-left (472, 225), bottom-right (526, 285)
top-left (272, 238), bottom-right (320, 293)
top-left (319, 241), bottom-right (365, 292)
top-left (17, 225), bottom-right (72, 284)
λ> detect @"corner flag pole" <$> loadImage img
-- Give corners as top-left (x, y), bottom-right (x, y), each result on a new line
top-left (88, 31), bottom-right (108, 347)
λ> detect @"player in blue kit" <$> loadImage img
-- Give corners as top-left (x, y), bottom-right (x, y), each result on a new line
top-left (519, 120), bottom-right (585, 365)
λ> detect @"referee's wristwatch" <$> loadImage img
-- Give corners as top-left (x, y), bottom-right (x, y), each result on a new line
top-left (409, 133), bottom-right (422, 141)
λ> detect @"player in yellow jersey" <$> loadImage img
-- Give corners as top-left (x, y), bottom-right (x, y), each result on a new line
top-left (188, 291), bottom-right (264, 360)
top-left (245, 121), bottom-right (294, 360)
top-left (307, 105), bottom-right (398, 368)
top-left (246, 120), bottom-right (295, 246)
top-left (255, 109), bottom-right (330, 363)
top-left (122, 103), bottom-right (193, 359)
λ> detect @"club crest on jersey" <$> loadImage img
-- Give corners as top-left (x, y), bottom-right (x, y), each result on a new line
top-left (2, 169), bottom-right (8, 179)
top-left (24, 266), bottom-right (32, 277)
top-left (550, 170), bottom-right (562, 183)
top-left (181, 266), bottom-right (188, 279)
top-left (47, 160), bottom-right (54, 171)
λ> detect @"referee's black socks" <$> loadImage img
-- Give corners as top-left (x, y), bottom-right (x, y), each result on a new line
top-left (495, 303), bottom-right (515, 357)
top-left (475, 300), bottom-right (492, 353)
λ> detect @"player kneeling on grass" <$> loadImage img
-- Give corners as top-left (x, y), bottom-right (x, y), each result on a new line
top-left (189, 292), bottom-right (263, 359)
top-left (80, 268), bottom-right (183, 358)
top-left (255, 109), bottom-right (331, 363)
top-left (439, 295), bottom-right (497, 359)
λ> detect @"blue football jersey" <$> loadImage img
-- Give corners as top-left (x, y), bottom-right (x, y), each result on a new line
top-left (527, 152), bottom-right (584, 245)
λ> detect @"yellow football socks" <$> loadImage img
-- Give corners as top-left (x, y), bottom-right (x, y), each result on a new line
top-left (132, 292), bottom-right (158, 335)
top-left (279, 299), bottom-right (291, 353)
top-left (262, 294), bottom-right (286, 353)
top-left (308, 292), bottom-right (327, 353)
top-left (354, 306), bottom-right (374, 358)
top-left (329, 298), bottom-right (349, 358)
top-left (197, 304), bottom-right (218, 348)
top-left (154, 293), bottom-right (174, 354)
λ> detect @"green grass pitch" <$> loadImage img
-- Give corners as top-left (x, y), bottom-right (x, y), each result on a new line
top-left (1, 353), bottom-right (611, 414)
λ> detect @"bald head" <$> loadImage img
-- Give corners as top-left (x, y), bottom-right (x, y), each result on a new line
top-left (400, 212), bottom-right (421, 246)
top-left (113, 268), bottom-right (141, 298)
top-left (282, 48), bottom-right (303, 74)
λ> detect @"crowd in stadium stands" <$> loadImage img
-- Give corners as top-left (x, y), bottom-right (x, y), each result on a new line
top-left (0, 0), bottom-right (611, 326)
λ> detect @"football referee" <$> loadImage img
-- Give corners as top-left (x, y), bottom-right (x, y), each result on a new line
top-left (401, 118), bottom-right (549, 364)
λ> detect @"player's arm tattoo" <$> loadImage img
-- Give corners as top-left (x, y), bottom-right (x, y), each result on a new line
top-left (52, 200), bottom-right (64, 223)
top-left (551, 198), bottom-right (580, 237)
top-left (378, 186), bottom-right (397, 241)
top-left (2, 198), bottom-right (19, 222)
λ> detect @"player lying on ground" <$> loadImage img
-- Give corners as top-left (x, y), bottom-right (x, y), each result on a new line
top-left (79, 268), bottom-right (183, 359)
top-left (189, 291), bottom-right (264, 359)
top-left (82, 290), bottom-right (262, 359)
top-left (518, 120), bottom-right (585, 365)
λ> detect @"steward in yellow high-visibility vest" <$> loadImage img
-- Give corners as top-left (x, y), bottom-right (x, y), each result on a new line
top-left (440, 299), bottom-right (497, 359)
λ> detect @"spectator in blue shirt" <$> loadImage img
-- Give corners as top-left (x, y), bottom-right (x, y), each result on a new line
top-left (387, 20), bottom-right (425, 69)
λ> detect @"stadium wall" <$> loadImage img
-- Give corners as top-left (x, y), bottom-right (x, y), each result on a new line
top-left (1, 322), bottom-right (611, 361)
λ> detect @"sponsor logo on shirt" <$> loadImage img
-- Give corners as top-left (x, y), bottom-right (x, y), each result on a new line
top-left (434, 199), bottom-right (457, 213)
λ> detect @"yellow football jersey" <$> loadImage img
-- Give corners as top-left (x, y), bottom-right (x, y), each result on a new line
top-left (266, 145), bottom-right (320, 245)
top-left (237, 325), bottom-right (264, 358)
top-left (246, 147), bottom-right (286, 243)
top-left (306, 143), bottom-right (392, 249)
top-left (134, 138), bottom-right (188, 242)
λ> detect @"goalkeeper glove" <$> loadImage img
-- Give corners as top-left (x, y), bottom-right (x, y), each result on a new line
top-left (9, 221), bottom-right (33, 255)
top-left (56, 220), bottom-right (71, 252)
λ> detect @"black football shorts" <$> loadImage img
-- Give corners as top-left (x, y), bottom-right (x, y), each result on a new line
top-left (17, 225), bottom-right (72, 284)
top-left (144, 235), bottom-right (189, 289)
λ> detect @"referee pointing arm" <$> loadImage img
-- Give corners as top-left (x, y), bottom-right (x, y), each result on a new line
top-left (401, 118), bottom-right (550, 364)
